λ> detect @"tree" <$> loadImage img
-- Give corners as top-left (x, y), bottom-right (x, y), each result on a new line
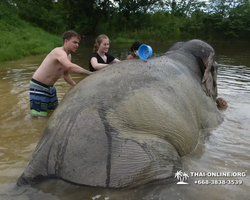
top-left (56, 0), bottom-right (104, 35)
top-left (111, 0), bottom-right (162, 31)
top-left (11, 0), bottom-right (64, 34)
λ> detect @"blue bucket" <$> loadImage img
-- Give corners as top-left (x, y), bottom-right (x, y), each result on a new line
top-left (138, 44), bottom-right (153, 59)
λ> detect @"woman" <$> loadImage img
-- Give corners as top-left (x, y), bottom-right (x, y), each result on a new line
top-left (126, 41), bottom-right (142, 60)
top-left (89, 34), bottom-right (120, 72)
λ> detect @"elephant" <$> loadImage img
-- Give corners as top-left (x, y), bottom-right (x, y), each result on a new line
top-left (17, 39), bottom-right (223, 189)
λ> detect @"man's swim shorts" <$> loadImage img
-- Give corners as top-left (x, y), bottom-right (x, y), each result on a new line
top-left (30, 78), bottom-right (58, 117)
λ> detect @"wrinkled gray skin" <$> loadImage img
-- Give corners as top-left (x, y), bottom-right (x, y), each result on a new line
top-left (17, 39), bottom-right (223, 189)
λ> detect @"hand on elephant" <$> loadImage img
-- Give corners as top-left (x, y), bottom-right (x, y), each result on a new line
top-left (216, 97), bottom-right (228, 109)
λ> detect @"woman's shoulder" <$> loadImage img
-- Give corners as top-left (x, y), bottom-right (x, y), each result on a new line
top-left (89, 52), bottom-right (99, 60)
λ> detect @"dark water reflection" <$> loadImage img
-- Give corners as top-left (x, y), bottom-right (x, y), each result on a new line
top-left (0, 41), bottom-right (250, 200)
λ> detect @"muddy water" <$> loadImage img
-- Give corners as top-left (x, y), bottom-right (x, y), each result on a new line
top-left (0, 42), bottom-right (250, 200)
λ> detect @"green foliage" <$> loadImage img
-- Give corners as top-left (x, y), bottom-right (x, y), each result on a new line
top-left (12, 0), bottom-right (65, 34)
top-left (0, 2), bottom-right (61, 62)
top-left (227, 2), bottom-right (250, 38)
top-left (94, 0), bottom-right (250, 42)
top-left (1, 0), bottom-right (250, 63)
top-left (5, 0), bottom-right (250, 42)
top-left (112, 37), bottom-right (134, 43)
top-left (56, 0), bottom-right (102, 35)
top-left (206, 0), bottom-right (250, 40)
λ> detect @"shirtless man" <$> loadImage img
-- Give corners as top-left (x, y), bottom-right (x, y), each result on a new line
top-left (30, 30), bottom-right (92, 118)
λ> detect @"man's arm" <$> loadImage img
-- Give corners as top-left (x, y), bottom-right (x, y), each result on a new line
top-left (63, 70), bottom-right (76, 86)
top-left (57, 51), bottom-right (93, 75)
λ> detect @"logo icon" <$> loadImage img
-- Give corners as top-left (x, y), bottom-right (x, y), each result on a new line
top-left (174, 170), bottom-right (189, 184)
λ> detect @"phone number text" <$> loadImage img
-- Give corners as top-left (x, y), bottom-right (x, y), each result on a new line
top-left (194, 179), bottom-right (243, 185)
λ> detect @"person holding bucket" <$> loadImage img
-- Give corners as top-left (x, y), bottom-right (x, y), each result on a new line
top-left (89, 34), bottom-right (120, 72)
top-left (126, 41), bottom-right (142, 60)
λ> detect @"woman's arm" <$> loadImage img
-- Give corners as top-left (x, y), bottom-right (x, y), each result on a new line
top-left (111, 58), bottom-right (121, 63)
top-left (90, 57), bottom-right (109, 70)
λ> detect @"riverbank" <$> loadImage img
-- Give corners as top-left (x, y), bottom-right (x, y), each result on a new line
top-left (1, 3), bottom-right (249, 64)
top-left (0, 4), bottom-right (61, 63)
top-left (0, 12), bottom-right (135, 63)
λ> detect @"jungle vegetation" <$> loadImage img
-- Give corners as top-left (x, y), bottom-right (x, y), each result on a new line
top-left (1, 0), bottom-right (250, 61)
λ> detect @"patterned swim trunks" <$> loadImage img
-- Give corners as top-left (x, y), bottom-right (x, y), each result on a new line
top-left (30, 78), bottom-right (58, 117)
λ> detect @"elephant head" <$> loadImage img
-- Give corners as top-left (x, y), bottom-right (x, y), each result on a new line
top-left (167, 39), bottom-right (218, 101)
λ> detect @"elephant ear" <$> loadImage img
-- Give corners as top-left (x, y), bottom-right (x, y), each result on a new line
top-left (201, 52), bottom-right (217, 101)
